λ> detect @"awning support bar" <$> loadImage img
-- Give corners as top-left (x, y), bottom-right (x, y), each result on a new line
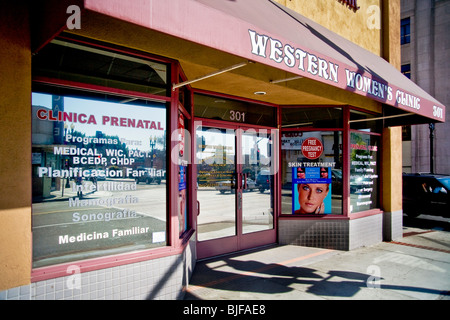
top-left (270, 76), bottom-right (303, 84)
top-left (349, 112), bottom-right (415, 123)
top-left (172, 61), bottom-right (251, 90)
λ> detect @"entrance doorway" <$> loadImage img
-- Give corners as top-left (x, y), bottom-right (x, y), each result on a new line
top-left (195, 121), bottom-right (277, 259)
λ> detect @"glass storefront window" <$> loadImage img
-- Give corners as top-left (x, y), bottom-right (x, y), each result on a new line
top-left (282, 107), bottom-right (343, 129)
top-left (350, 132), bottom-right (380, 213)
top-left (194, 94), bottom-right (277, 127)
top-left (281, 131), bottom-right (343, 215)
top-left (31, 92), bottom-right (167, 268)
top-left (33, 40), bottom-right (169, 97)
top-left (350, 109), bottom-right (382, 132)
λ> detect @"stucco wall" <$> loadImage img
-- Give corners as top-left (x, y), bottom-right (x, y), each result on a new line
top-left (0, 3), bottom-right (32, 290)
top-left (274, 0), bottom-right (383, 56)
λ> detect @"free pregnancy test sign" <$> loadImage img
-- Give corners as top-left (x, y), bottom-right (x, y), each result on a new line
top-left (301, 137), bottom-right (323, 160)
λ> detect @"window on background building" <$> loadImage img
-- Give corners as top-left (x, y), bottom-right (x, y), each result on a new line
top-left (401, 64), bottom-right (411, 79)
top-left (31, 40), bottom-right (170, 268)
top-left (401, 17), bottom-right (411, 45)
top-left (402, 126), bottom-right (412, 141)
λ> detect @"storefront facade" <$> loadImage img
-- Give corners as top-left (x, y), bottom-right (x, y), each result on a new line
top-left (0, 0), bottom-right (446, 299)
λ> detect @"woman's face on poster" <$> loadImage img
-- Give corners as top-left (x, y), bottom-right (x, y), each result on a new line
top-left (297, 183), bottom-right (329, 214)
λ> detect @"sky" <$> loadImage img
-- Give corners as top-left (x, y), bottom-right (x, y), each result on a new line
top-left (32, 93), bottom-right (166, 152)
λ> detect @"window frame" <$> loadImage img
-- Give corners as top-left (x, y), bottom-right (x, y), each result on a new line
top-left (31, 37), bottom-right (194, 282)
top-left (280, 127), bottom-right (344, 217)
top-left (401, 64), bottom-right (411, 79)
top-left (401, 17), bottom-right (411, 45)
top-left (347, 107), bottom-right (382, 218)
top-left (348, 130), bottom-right (381, 215)
top-left (279, 105), bottom-right (345, 219)
top-left (279, 106), bottom-right (383, 220)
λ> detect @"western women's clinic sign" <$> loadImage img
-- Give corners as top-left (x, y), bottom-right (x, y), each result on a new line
top-left (248, 29), bottom-right (445, 122)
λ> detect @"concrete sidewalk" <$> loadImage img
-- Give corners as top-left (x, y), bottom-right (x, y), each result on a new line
top-left (184, 227), bottom-right (450, 300)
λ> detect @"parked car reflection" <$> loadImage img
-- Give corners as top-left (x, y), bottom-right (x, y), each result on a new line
top-left (215, 178), bottom-right (258, 194)
top-left (331, 169), bottom-right (342, 195)
top-left (256, 170), bottom-right (271, 193)
top-left (135, 167), bottom-right (162, 185)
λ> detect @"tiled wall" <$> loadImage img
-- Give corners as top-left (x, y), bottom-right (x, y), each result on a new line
top-left (279, 219), bottom-right (350, 250)
top-left (279, 214), bottom-right (385, 251)
top-left (383, 210), bottom-right (403, 241)
top-left (349, 214), bottom-right (383, 250)
top-left (0, 239), bottom-right (196, 300)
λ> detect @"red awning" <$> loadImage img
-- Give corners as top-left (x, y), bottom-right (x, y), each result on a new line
top-left (37, 0), bottom-right (447, 122)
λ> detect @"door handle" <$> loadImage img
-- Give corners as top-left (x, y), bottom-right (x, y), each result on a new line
top-left (237, 191), bottom-right (242, 210)
top-left (243, 173), bottom-right (248, 190)
top-left (197, 200), bottom-right (200, 216)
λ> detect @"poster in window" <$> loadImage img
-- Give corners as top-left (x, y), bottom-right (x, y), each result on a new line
top-left (292, 167), bottom-right (332, 214)
top-left (178, 112), bottom-right (188, 235)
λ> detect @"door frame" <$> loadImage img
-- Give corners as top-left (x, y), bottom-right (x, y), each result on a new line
top-left (194, 119), bottom-right (278, 259)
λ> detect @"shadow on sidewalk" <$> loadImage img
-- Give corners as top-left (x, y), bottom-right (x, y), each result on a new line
top-left (184, 247), bottom-right (449, 300)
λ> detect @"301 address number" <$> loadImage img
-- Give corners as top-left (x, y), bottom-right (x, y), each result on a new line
top-left (433, 106), bottom-right (443, 119)
top-left (229, 110), bottom-right (246, 122)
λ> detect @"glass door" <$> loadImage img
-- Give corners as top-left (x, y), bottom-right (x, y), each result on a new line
top-left (241, 130), bottom-right (274, 235)
top-left (196, 123), bottom-right (276, 259)
top-left (196, 126), bottom-right (237, 242)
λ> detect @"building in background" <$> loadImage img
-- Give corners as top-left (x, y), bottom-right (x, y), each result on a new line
top-left (401, 0), bottom-right (450, 174)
